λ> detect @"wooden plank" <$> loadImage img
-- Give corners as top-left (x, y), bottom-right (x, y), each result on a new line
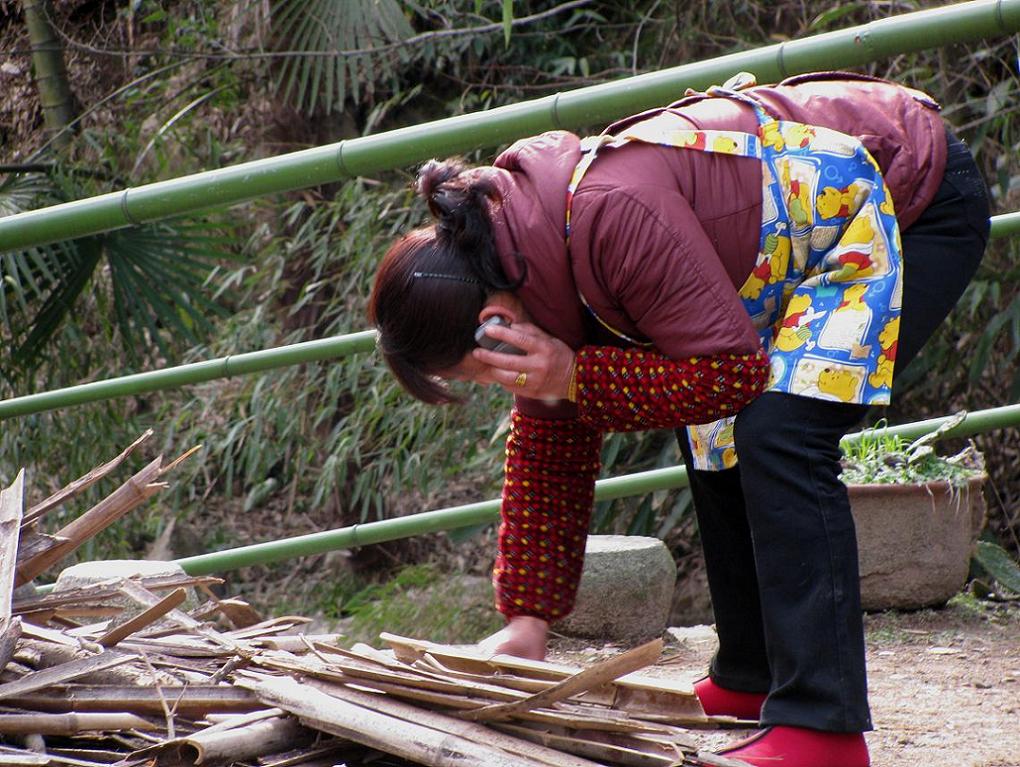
top-left (0, 652), bottom-right (136, 701)
top-left (463, 638), bottom-right (663, 722)
top-left (0, 470), bottom-right (26, 621)
top-left (21, 431), bottom-right (153, 527)
top-left (98, 588), bottom-right (187, 647)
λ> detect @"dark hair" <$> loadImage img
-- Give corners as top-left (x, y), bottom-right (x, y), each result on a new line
top-left (368, 159), bottom-right (521, 404)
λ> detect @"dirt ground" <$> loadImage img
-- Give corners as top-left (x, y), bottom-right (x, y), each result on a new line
top-left (548, 596), bottom-right (1020, 767)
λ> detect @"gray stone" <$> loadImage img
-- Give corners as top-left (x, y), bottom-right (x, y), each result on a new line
top-left (54, 560), bottom-right (200, 613)
top-left (554, 535), bottom-right (676, 643)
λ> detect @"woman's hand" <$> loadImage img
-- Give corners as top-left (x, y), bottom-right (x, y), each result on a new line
top-left (477, 615), bottom-right (549, 660)
top-left (472, 320), bottom-right (576, 400)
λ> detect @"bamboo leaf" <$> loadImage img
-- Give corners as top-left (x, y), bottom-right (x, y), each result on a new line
top-left (502, 0), bottom-right (513, 46)
top-left (973, 541), bottom-right (1020, 595)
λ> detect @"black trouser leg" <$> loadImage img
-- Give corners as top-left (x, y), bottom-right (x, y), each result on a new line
top-left (677, 436), bottom-right (771, 693)
top-left (896, 129), bottom-right (990, 375)
top-left (733, 392), bottom-right (871, 731)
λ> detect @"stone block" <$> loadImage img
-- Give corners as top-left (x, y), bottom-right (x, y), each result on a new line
top-left (55, 559), bottom-right (200, 614)
top-left (554, 535), bottom-right (676, 643)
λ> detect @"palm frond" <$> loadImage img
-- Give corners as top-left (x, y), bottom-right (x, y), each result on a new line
top-left (9, 237), bottom-right (102, 371)
top-left (271, 0), bottom-right (413, 115)
top-left (104, 220), bottom-right (239, 363)
top-left (0, 172), bottom-right (89, 376)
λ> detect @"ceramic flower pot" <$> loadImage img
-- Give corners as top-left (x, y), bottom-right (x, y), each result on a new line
top-left (849, 474), bottom-right (987, 611)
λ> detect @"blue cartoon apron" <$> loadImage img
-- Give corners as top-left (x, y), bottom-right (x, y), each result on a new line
top-left (565, 74), bottom-right (903, 471)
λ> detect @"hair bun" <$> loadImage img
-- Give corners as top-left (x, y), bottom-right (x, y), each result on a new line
top-left (417, 159), bottom-right (468, 219)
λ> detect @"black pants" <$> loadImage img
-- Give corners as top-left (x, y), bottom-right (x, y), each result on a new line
top-left (677, 129), bottom-right (990, 732)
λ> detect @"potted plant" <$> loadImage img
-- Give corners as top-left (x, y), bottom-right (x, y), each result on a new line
top-left (842, 413), bottom-right (987, 611)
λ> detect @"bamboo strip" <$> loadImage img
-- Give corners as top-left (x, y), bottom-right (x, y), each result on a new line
top-left (0, 712), bottom-right (158, 735)
top-left (259, 740), bottom-right (357, 767)
top-left (21, 623), bottom-right (84, 649)
top-left (0, 471), bottom-right (26, 621)
top-left (11, 575), bottom-right (222, 615)
top-left (316, 675), bottom-right (658, 734)
top-left (117, 579), bottom-right (247, 655)
top-left (415, 653), bottom-right (551, 693)
top-left (383, 633), bottom-right (706, 720)
top-left (0, 743), bottom-right (131, 766)
top-left (0, 617), bottom-right (21, 674)
top-left (0, 651), bottom-right (136, 701)
top-left (301, 676), bottom-right (607, 767)
top-left (21, 431), bottom-right (153, 527)
top-left (15, 458), bottom-right (166, 586)
top-left (221, 615), bottom-right (310, 640)
top-left (382, 633), bottom-right (571, 681)
top-left (128, 714), bottom-right (313, 765)
top-left (255, 651), bottom-right (528, 703)
top-left (203, 597), bottom-right (263, 630)
top-left (187, 707), bottom-right (284, 735)
top-left (495, 723), bottom-right (678, 767)
top-left (98, 588), bottom-right (187, 647)
top-left (239, 673), bottom-right (567, 767)
top-left (463, 639), bottom-right (664, 722)
top-left (0, 754), bottom-right (49, 765)
top-left (13, 531), bottom-right (69, 564)
top-left (4, 684), bottom-right (259, 715)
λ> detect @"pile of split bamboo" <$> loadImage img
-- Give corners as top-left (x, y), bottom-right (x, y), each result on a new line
top-left (0, 434), bottom-right (750, 767)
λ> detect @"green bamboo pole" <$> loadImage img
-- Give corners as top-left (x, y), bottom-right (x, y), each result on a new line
top-left (1, 211), bottom-right (1016, 421)
top-left (0, 331), bottom-right (376, 419)
top-left (21, 0), bottom-right (77, 147)
top-left (1, 0), bottom-right (1018, 251)
top-left (173, 403), bottom-right (1020, 576)
top-left (990, 210), bottom-right (1020, 238)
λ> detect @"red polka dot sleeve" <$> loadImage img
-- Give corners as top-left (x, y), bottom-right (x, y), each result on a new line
top-left (573, 346), bottom-right (769, 430)
top-left (494, 410), bottom-right (602, 622)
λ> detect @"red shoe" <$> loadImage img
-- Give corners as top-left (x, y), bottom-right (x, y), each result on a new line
top-left (693, 676), bottom-right (767, 720)
top-left (717, 726), bottom-right (870, 767)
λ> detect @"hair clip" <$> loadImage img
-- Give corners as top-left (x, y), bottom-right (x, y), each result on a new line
top-left (412, 271), bottom-right (480, 285)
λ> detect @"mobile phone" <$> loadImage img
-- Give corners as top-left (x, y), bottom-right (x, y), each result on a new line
top-left (475, 316), bottom-right (525, 355)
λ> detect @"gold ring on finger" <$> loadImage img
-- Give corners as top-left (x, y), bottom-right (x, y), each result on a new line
top-left (514, 372), bottom-right (528, 387)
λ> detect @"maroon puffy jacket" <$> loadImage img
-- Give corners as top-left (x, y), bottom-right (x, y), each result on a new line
top-left (484, 73), bottom-right (946, 418)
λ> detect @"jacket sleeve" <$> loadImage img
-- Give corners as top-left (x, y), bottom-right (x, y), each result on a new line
top-left (570, 185), bottom-right (762, 359)
top-left (493, 410), bottom-right (602, 622)
top-left (574, 344), bottom-right (769, 430)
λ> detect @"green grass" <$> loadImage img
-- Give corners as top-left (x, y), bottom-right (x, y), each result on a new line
top-left (310, 564), bottom-right (503, 648)
top-left (840, 420), bottom-right (985, 487)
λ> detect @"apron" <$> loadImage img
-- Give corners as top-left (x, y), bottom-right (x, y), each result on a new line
top-left (565, 75), bottom-right (904, 471)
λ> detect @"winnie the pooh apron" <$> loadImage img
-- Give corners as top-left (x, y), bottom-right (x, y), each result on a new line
top-left (565, 74), bottom-right (903, 471)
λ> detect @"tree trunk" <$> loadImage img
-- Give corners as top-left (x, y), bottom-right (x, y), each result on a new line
top-left (20, 0), bottom-right (76, 146)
